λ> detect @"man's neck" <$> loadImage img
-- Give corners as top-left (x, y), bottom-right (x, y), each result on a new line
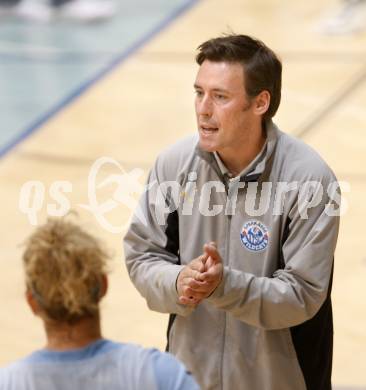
top-left (43, 315), bottom-right (103, 351)
top-left (219, 125), bottom-right (266, 177)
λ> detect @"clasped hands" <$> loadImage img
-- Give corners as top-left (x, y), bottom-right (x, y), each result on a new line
top-left (177, 242), bottom-right (223, 306)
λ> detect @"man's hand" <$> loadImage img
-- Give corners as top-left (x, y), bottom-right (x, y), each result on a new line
top-left (176, 253), bottom-right (208, 306)
top-left (177, 242), bottom-right (223, 306)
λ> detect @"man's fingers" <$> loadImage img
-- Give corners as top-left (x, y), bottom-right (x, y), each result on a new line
top-left (181, 286), bottom-right (209, 300)
top-left (190, 256), bottom-right (207, 272)
top-left (188, 278), bottom-right (210, 291)
top-left (200, 274), bottom-right (217, 283)
top-left (200, 265), bottom-right (223, 282)
top-left (179, 296), bottom-right (201, 306)
top-left (180, 264), bottom-right (203, 281)
top-left (178, 246), bottom-right (223, 305)
top-left (204, 243), bottom-right (221, 265)
top-left (180, 286), bottom-right (207, 301)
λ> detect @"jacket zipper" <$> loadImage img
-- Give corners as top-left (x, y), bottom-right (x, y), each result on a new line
top-left (220, 208), bottom-right (232, 390)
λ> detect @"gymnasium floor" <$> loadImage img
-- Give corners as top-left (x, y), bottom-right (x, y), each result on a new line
top-left (0, 0), bottom-right (365, 388)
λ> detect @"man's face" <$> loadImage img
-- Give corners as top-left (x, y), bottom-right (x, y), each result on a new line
top-left (194, 60), bottom-right (258, 156)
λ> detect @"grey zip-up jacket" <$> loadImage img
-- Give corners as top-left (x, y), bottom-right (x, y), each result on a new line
top-left (124, 122), bottom-right (340, 390)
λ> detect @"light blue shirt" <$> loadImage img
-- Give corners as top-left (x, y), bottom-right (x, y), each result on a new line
top-left (0, 339), bottom-right (199, 390)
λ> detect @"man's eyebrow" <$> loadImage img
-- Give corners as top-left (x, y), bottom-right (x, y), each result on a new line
top-left (193, 84), bottom-right (230, 93)
top-left (212, 88), bottom-right (229, 94)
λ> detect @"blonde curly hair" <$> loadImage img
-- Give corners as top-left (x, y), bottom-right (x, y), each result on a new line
top-left (23, 218), bottom-right (109, 323)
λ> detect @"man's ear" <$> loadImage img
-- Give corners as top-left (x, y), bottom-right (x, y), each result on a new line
top-left (26, 289), bottom-right (40, 316)
top-left (100, 275), bottom-right (108, 299)
top-left (254, 90), bottom-right (270, 116)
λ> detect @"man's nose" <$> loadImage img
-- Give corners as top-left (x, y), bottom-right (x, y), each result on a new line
top-left (196, 95), bottom-right (213, 117)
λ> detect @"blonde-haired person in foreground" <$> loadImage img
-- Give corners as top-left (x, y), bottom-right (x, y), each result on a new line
top-left (0, 218), bottom-right (199, 390)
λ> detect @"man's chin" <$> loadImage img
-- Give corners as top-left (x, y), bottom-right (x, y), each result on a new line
top-left (198, 139), bottom-right (217, 153)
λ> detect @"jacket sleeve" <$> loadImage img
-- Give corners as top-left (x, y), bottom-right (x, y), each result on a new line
top-left (206, 177), bottom-right (340, 330)
top-left (123, 162), bottom-right (194, 317)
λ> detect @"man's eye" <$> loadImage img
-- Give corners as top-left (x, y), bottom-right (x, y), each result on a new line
top-left (195, 90), bottom-right (203, 97)
top-left (215, 94), bottom-right (227, 100)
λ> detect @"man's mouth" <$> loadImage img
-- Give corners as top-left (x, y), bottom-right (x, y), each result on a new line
top-left (200, 126), bottom-right (219, 134)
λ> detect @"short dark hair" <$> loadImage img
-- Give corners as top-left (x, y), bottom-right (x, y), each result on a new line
top-left (196, 34), bottom-right (282, 121)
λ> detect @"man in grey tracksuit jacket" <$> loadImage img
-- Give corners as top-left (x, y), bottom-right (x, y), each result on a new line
top-left (124, 35), bottom-right (340, 390)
